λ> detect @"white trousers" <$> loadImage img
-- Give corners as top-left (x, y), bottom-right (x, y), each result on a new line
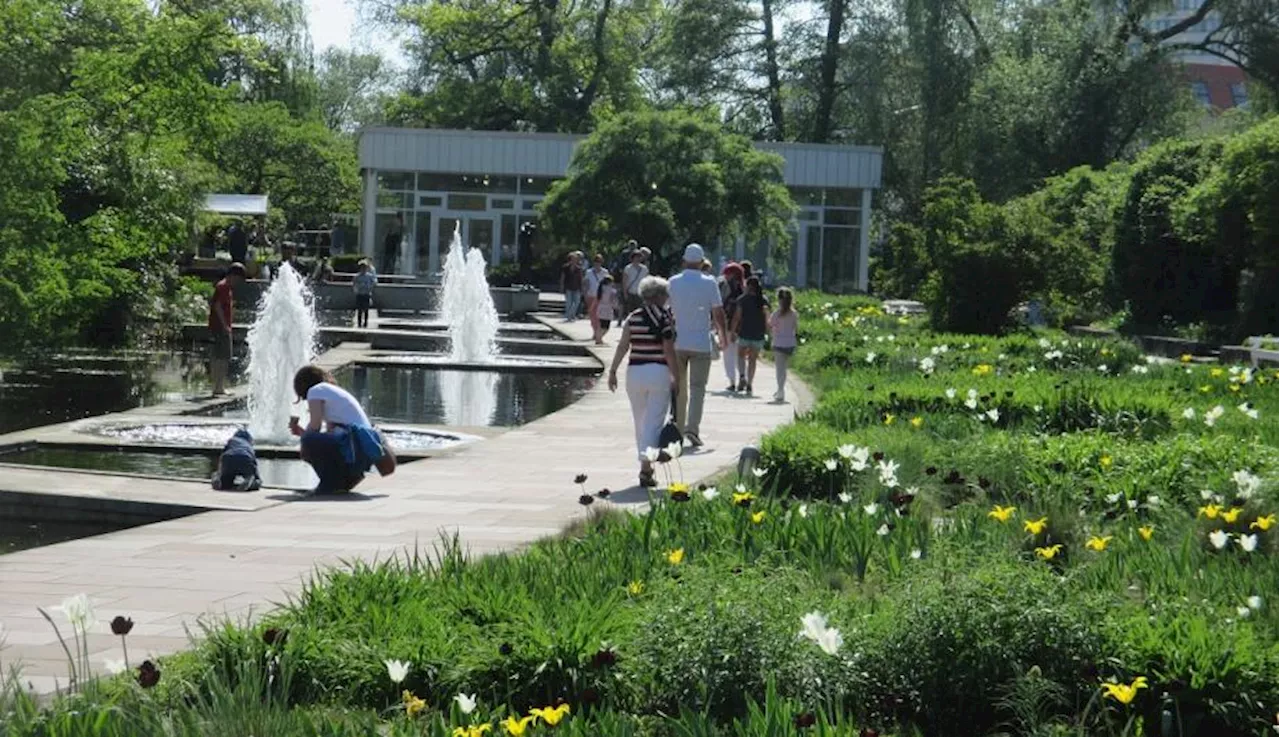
top-left (722, 338), bottom-right (741, 382)
top-left (626, 363), bottom-right (671, 461)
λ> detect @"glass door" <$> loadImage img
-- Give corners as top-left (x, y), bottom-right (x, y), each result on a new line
top-left (467, 217), bottom-right (496, 267)
top-left (412, 212), bottom-right (431, 277)
top-left (805, 225), bottom-right (823, 289)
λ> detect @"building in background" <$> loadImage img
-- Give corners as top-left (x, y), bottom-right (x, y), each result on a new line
top-left (356, 128), bottom-right (883, 292)
top-left (1143, 2), bottom-right (1249, 109)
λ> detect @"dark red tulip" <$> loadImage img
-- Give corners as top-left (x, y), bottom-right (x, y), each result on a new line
top-left (589, 648), bottom-right (618, 668)
top-left (859, 728), bottom-right (880, 737)
top-left (793, 712), bottom-right (816, 728)
top-left (110, 616), bottom-right (134, 636)
top-left (578, 494), bottom-right (594, 506)
top-left (137, 660), bottom-right (160, 688)
top-left (574, 474), bottom-right (588, 484)
top-left (263, 627), bottom-right (288, 646)
top-left (499, 642), bottom-right (513, 656)
top-left (595, 488), bottom-right (611, 499)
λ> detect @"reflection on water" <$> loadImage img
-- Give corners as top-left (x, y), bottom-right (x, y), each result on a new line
top-left (335, 366), bottom-right (593, 427)
top-left (0, 447), bottom-right (318, 488)
top-left (0, 351), bottom-right (246, 435)
top-left (0, 517), bottom-right (135, 556)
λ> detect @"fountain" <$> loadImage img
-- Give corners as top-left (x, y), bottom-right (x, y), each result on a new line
top-left (439, 226), bottom-right (500, 363)
top-left (438, 226), bottom-right (501, 424)
top-left (245, 264), bottom-right (319, 441)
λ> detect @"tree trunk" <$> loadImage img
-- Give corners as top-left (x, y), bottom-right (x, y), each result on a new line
top-left (760, 0), bottom-right (786, 139)
top-left (811, 0), bottom-right (846, 143)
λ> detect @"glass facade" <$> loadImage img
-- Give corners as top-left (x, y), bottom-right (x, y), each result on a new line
top-left (369, 170), bottom-right (868, 290)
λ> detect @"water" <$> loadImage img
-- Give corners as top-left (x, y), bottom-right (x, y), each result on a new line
top-left (439, 227), bottom-right (500, 363)
top-left (0, 446), bottom-right (320, 488)
top-left (86, 421), bottom-right (468, 452)
top-left (197, 366), bottom-right (595, 427)
top-left (245, 264), bottom-right (319, 441)
top-left (1, 517), bottom-right (135, 556)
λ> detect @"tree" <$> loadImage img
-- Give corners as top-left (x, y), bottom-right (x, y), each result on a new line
top-left (316, 48), bottom-right (388, 132)
top-left (371, 0), bottom-right (657, 133)
top-left (539, 109), bottom-right (795, 268)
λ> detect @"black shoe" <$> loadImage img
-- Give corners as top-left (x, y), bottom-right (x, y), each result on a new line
top-left (639, 470), bottom-right (657, 488)
top-left (746, 385), bottom-right (753, 396)
top-left (727, 383), bottom-right (737, 393)
top-left (737, 378), bottom-right (748, 392)
top-left (685, 432), bottom-right (703, 448)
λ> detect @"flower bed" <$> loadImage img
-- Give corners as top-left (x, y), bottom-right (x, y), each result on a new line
top-left (3, 294), bottom-right (1276, 736)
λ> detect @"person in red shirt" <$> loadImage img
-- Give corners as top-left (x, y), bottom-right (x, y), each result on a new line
top-left (208, 263), bottom-right (246, 396)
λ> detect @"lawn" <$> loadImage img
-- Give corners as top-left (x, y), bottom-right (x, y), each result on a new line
top-left (3, 293), bottom-right (1276, 737)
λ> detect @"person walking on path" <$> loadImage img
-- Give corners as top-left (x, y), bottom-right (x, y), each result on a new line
top-left (352, 260), bottom-right (377, 328)
top-left (768, 287), bottom-right (798, 403)
top-left (621, 244), bottom-right (650, 322)
top-left (667, 243), bottom-right (727, 448)
top-left (382, 214), bottom-right (403, 274)
top-left (207, 262), bottom-right (246, 397)
top-left (607, 276), bottom-right (677, 488)
top-left (718, 262), bottom-right (745, 392)
top-left (584, 253), bottom-right (608, 336)
top-left (729, 276), bottom-right (770, 395)
top-left (560, 252), bottom-right (584, 321)
top-left (594, 274), bottom-right (618, 344)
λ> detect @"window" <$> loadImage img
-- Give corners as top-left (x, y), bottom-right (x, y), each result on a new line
top-left (789, 187), bottom-right (824, 207)
top-left (378, 192), bottom-right (412, 209)
top-left (419, 195), bottom-right (442, 207)
top-left (521, 199), bottom-right (542, 211)
top-left (1190, 80), bottom-right (1212, 107)
top-left (446, 194), bottom-right (487, 211)
top-left (1230, 82), bottom-right (1248, 108)
top-left (378, 171), bottom-right (415, 191)
top-left (824, 208), bottom-right (860, 226)
top-left (825, 188), bottom-right (862, 207)
top-left (520, 177), bottom-right (559, 195)
top-left (800, 210), bottom-right (820, 221)
top-left (417, 173), bottom-right (517, 194)
top-left (492, 199), bottom-right (515, 210)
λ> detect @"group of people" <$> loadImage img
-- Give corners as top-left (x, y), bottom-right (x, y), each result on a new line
top-left (605, 243), bottom-right (798, 487)
top-left (206, 261), bottom-right (394, 496)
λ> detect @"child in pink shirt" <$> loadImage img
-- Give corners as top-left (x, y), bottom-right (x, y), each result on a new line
top-left (768, 288), bottom-right (798, 402)
top-left (594, 275), bottom-right (619, 344)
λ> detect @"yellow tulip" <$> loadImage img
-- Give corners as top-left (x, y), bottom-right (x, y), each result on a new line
top-left (530, 703), bottom-right (571, 727)
top-left (910, 416), bottom-right (924, 429)
top-left (1137, 525), bottom-right (1154, 541)
top-left (883, 414), bottom-right (896, 425)
top-left (1197, 504), bottom-right (1221, 519)
top-left (1098, 454), bottom-right (1113, 470)
top-left (1085, 536), bottom-right (1113, 552)
top-left (1220, 507), bottom-right (1243, 524)
top-left (732, 491), bottom-right (754, 506)
top-left (666, 548), bottom-right (684, 565)
top-left (1101, 676), bottom-right (1148, 705)
top-left (972, 364), bottom-right (993, 376)
top-left (1198, 385), bottom-right (1211, 393)
top-left (501, 716), bottom-right (535, 736)
top-left (402, 690), bottom-right (426, 718)
top-left (987, 505), bottom-right (1016, 522)
top-left (1180, 354), bottom-right (1193, 363)
top-left (1210, 367), bottom-right (1224, 377)
top-left (1250, 514), bottom-right (1277, 531)
top-left (1035, 544), bottom-right (1063, 560)
top-left (453, 724), bottom-right (492, 737)
top-left (667, 482), bottom-right (689, 495)
top-left (627, 580), bottom-right (645, 595)
top-left (751, 511), bottom-right (766, 524)
top-left (1024, 517), bottom-right (1049, 535)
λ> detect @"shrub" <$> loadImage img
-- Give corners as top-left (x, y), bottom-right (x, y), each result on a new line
top-left (624, 565), bottom-right (835, 719)
top-left (850, 554), bottom-right (1104, 735)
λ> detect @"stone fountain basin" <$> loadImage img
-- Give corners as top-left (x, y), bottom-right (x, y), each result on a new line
top-left (74, 419), bottom-right (474, 453)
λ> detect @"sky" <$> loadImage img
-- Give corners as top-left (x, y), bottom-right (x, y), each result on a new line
top-left (305, 0), bottom-right (407, 66)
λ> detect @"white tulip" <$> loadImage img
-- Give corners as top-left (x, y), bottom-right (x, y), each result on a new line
top-left (1208, 530), bottom-right (1229, 550)
top-left (455, 693), bottom-right (477, 714)
top-left (384, 659), bottom-right (411, 684)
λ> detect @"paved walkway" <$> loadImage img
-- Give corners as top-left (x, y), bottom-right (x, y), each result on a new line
top-left (0, 313), bottom-right (809, 692)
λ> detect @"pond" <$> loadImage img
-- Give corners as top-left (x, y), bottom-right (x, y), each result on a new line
top-left (0, 446), bottom-right (319, 488)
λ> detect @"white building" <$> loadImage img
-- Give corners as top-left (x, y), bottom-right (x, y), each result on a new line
top-left (357, 128), bottom-right (883, 292)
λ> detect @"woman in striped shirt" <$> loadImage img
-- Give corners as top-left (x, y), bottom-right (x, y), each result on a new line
top-left (608, 276), bottom-right (677, 487)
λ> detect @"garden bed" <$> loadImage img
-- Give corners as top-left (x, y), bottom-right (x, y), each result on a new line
top-left (4, 294), bottom-right (1276, 736)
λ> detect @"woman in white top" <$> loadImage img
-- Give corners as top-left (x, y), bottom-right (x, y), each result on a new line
top-left (289, 365), bottom-right (375, 494)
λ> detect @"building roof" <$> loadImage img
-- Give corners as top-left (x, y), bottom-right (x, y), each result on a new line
top-left (357, 127), bottom-right (883, 189)
top-left (202, 194), bottom-right (269, 216)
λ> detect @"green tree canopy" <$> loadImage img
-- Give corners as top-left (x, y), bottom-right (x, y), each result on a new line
top-left (539, 109), bottom-right (795, 269)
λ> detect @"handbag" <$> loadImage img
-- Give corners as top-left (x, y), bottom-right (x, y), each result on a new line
top-left (658, 388), bottom-right (684, 449)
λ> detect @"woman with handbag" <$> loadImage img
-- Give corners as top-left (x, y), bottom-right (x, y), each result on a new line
top-left (607, 276), bottom-right (678, 488)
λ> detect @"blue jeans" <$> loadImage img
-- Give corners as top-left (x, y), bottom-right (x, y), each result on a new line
top-left (563, 290), bottom-right (583, 320)
top-left (300, 430), bottom-right (363, 493)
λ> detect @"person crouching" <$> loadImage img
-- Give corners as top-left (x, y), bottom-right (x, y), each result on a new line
top-left (289, 365), bottom-right (396, 495)
top-left (212, 428), bottom-right (261, 491)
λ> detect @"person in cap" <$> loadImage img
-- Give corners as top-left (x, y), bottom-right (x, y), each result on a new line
top-left (666, 243), bottom-right (727, 448)
top-left (621, 244), bottom-right (650, 320)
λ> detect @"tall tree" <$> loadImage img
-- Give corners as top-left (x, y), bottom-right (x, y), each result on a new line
top-left (316, 48), bottom-right (388, 132)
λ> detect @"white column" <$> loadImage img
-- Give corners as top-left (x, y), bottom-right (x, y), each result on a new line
top-left (361, 168), bottom-right (377, 260)
top-left (858, 188), bottom-right (872, 292)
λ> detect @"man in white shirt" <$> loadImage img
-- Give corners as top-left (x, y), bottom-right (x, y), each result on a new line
top-left (620, 243), bottom-right (650, 320)
top-left (667, 243), bottom-right (727, 448)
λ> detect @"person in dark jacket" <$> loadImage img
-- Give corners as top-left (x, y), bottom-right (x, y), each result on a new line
top-left (212, 428), bottom-right (261, 491)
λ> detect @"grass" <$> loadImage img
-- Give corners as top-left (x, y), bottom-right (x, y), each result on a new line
top-left (2, 292), bottom-right (1276, 737)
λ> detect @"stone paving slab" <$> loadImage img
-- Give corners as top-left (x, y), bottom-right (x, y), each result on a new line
top-left (0, 309), bottom-right (809, 691)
